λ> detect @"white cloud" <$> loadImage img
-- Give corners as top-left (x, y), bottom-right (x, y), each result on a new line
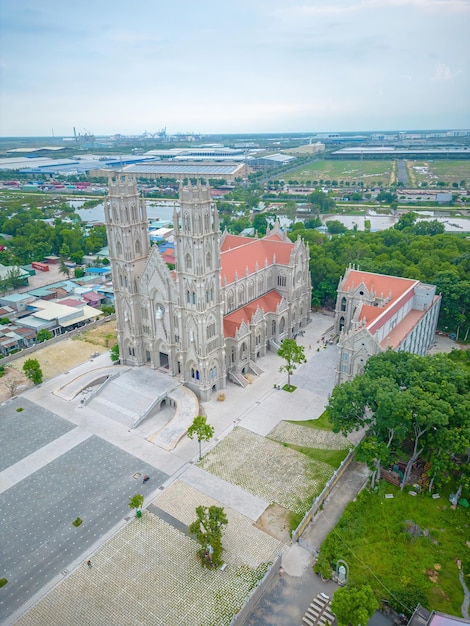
top-left (432, 63), bottom-right (462, 81)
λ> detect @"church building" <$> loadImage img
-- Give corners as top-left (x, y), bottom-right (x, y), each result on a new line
top-left (104, 176), bottom-right (312, 401)
top-left (334, 266), bottom-right (441, 385)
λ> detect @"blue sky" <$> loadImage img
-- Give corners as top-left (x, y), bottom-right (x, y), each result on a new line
top-left (1, 0), bottom-right (469, 136)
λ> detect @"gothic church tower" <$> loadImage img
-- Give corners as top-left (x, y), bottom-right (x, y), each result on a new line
top-left (174, 181), bottom-right (226, 401)
top-left (105, 176), bottom-right (149, 365)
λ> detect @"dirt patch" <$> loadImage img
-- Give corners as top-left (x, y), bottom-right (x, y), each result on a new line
top-left (0, 366), bottom-right (31, 403)
top-left (254, 503), bottom-right (291, 543)
top-left (0, 321), bottom-right (117, 404)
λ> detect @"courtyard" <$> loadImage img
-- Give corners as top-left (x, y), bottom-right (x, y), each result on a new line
top-left (1, 313), bottom-right (343, 625)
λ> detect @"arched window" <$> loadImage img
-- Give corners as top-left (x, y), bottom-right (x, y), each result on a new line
top-left (340, 297), bottom-right (347, 312)
top-left (116, 241), bottom-right (122, 256)
top-left (272, 320), bottom-right (276, 336)
top-left (206, 250), bottom-right (211, 270)
top-left (185, 253), bottom-right (192, 270)
top-left (135, 239), bottom-right (141, 255)
top-left (339, 316), bottom-right (345, 331)
top-left (280, 317), bottom-right (286, 334)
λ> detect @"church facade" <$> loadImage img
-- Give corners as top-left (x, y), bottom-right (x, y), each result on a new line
top-left (105, 176), bottom-right (312, 401)
top-left (334, 267), bottom-right (441, 385)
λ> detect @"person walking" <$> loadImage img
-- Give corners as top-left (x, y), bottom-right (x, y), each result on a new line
top-left (87, 560), bottom-right (92, 569)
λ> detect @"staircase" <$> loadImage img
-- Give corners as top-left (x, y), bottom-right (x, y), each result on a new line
top-left (302, 593), bottom-right (335, 626)
top-left (269, 339), bottom-right (281, 352)
top-left (248, 360), bottom-right (263, 376)
top-left (228, 371), bottom-right (249, 388)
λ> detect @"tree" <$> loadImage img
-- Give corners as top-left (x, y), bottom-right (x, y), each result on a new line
top-left (284, 200), bottom-right (298, 221)
top-left (4, 377), bottom-right (21, 397)
top-left (327, 351), bottom-right (470, 490)
top-left (326, 220), bottom-right (348, 235)
top-left (187, 415), bottom-right (215, 460)
top-left (189, 505), bottom-right (228, 568)
top-left (110, 344), bottom-right (120, 362)
top-left (277, 338), bottom-right (306, 387)
top-left (22, 358), bottom-right (43, 385)
top-left (36, 329), bottom-right (53, 343)
top-left (128, 494), bottom-right (144, 517)
top-left (331, 584), bottom-right (378, 626)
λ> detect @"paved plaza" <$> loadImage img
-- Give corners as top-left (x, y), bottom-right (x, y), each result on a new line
top-left (1, 312), bottom-right (346, 625)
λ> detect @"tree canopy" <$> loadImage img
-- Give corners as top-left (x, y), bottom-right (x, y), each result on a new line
top-left (327, 350), bottom-right (470, 491)
top-left (277, 338), bottom-right (306, 387)
top-left (331, 584), bottom-right (378, 626)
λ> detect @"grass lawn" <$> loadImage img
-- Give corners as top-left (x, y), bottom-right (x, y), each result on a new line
top-left (407, 160), bottom-right (470, 187)
top-left (275, 160), bottom-right (394, 186)
top-left (318, 482), bottom-right (470, 617)
top-left (289, 409), bottom-right (335, 431)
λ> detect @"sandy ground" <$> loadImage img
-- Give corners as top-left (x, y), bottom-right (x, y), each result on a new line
top-left (0, 321), bottom-right (117, 404)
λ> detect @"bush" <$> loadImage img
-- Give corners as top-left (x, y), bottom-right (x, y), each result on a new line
top-left (22, 358), bottom-right (43, 384)
top-left (0, 578), bottom-right (7, 588)
top-left (72, 517), bottom-right (83, 527)
top-left (110, 344), bottom-right (119, 362)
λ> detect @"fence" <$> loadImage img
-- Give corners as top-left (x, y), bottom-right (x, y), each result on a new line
top-left (0, 315), bottom-right (115, 368)
top-left (291, 443), bottom-right (362, 542)
top-left (231, 552), bottom-right (282, 625)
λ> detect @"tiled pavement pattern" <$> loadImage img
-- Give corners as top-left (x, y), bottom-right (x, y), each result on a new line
top-left (155, 480), bottom-right (283, 568)
top-left (198, 427), bottom-right (333, 514)
top-left (0, 424), bottom-right (165, 624)
top-left (267, 421), bottom-right (350, 450)
top-left (14, 511), bottom-right (277, 626)
top-left (0, 398), bottom-right (75, 471)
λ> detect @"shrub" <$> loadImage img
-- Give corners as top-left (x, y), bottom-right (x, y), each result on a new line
top-left (72, 517), bottom-right (83, 527)
top-left (23, 358), bottom-right (43, 384)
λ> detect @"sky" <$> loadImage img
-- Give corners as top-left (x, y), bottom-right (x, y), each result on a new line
top-left (1, 0), bottom-right (469, 137)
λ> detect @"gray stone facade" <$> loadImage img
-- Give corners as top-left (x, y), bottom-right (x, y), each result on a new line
top-left (105, 177), bottom-right (311, 401)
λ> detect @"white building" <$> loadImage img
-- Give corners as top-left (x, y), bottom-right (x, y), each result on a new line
top-left (334, 267), bottom-right (441, 384)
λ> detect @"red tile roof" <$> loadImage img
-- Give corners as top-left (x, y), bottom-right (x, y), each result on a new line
top-left (221, 234), bottom-right (294, 284)
top-left (223, 290), bottom-right (282, 337)
top-left (343, 270), bottom-right (418, 334)
top-left (342, 270), bottom-right (417, 301)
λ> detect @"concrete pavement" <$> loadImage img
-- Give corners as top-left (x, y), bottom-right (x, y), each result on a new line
top-left (2, 312), bottom-right (370, 624)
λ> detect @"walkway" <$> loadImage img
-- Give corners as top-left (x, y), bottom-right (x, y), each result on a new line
top-left (2, 312), bottom-right (353, 625)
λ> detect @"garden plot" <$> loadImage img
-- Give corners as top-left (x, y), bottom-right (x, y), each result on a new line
top-left (15, 512), bottom-right (273, 626)
top-left (198, 427), bottom-right (332, 514)
top-left (268, 421), bottom-right (350, 450)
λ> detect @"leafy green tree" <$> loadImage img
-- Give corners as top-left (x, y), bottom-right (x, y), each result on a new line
top-left (22, 358), bottom-right (43, 385)
top-left (187, 415), bottom-right (215, 460)
top-left (394, 211), bottom-right (418, 231)
top-left (189, 505), bottom-right (228, 568)
top-left (328, 351), bottom-right (470, 490)
top-left (284, 200), bottom-right (298, 221)
top-left (110, 344), bottom-right (120, 362)
top-left (331, 584), bottom-right (378, 626)
top-left (326, 220), bottom-right (348, 235)
top-left (36, 329), bottom-right (53, 343)
top-left (277, 339), bottom-right (306, 387)
top-left (128, 494), bottom-right (144, 517)
top-left (59, 257), bottom-right (70, 278)
top-left (74, 267), bottom-right (85, 278)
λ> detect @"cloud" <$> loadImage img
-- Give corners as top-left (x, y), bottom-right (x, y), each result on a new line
top-left (432, 63), bottom-right (462, 81)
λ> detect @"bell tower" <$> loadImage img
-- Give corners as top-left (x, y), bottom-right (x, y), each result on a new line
top-left (105, 175), bottom-right (149, 365)
top-left (174, 181), bottom-right (226, 401)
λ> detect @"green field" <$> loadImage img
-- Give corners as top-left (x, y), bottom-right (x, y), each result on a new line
top-left (275, 160), bottom-right (395, 186)
top-left (318, 482), bottom-right (470, 616)
top-left (407, 160), bottom-right (470, 187)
